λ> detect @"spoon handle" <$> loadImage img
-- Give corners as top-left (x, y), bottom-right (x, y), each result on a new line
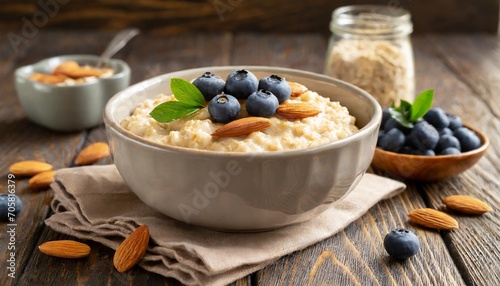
top-left (97, 28), bottom-right (140, 68)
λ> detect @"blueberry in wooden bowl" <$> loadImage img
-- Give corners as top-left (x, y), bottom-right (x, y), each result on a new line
top-left (371, 89), bottom-right (489, 181)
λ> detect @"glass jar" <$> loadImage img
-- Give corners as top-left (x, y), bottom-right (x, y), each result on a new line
top-left (324, 5), bottom-right (415, 107)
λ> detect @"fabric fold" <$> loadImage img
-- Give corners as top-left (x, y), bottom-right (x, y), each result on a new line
top-left (45, 165), bottom-right (405, 286)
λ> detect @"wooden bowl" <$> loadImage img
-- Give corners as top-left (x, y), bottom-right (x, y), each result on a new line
top-left (371, 124), bottom-right (489, 181)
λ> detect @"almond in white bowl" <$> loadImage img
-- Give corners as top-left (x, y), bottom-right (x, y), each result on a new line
top-left (104, 66), bottom-right (381, 231)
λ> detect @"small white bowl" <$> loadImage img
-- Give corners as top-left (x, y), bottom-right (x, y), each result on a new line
top-left (15, 55), bottom-right (130, 131)
top-left (104, 66), bottom-right (381, 231)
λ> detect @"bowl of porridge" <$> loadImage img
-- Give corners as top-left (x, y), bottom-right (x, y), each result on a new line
top-left (104, 66), bottom-right (381, 231)
top-left (15, 54), bottom-right (130, 131)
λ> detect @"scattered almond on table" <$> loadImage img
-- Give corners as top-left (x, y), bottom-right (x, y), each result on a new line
top-left (28, 170), bottom-right (57, 189)
top-left (38, 240), bottom-right (91, 259)
top-left (74, 142), bottom-right (111, 165)
top-left (408, 208), bottom-right (459, 230)
top-left (442, 195), bottom-right (493, 215)
top-left (9, 160), bottom-right (53, 177)
top-left (113, 225), bottom-right (150, 273)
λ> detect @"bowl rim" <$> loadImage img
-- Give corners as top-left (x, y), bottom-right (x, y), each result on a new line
top-left (104, 65), bottom-right (382, 158)
top-left (374, 123), bottom-right (490, 159)
top-left (14, 54), bottom-right (130, 88)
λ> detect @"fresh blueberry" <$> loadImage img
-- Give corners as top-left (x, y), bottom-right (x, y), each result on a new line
top-left (408, 121), bottom-right (439, 151)
top-left (224, 69), bottom-right (258, 99)
top-left (454, 127), bottom-right (481, 152)
top-left (381, 108), bottom-right (391, 128)
top-left (384, 228), bottom-right (420, 260)
top-left (377, 130), bottom-right (385, 147)
top-left (423, 108), bottom-right (450, 129)
top-left (436, 135), bottom-right (461, 153)
top-left (439, 127), bottom-right (453, 137)
top-left (258, 74), bottom-right (291, 103)
top-left (378, 128), bottom-right (405, 152)
top-left (192, 72), bottom-right (226, 101)
top-left (440, 147), bottom-right (461, 155)
top-left (208, 93), bottom-right (240, 123)
top-left (384, 118), bottom-right (411, 134)
top-left (1, 194), bottom-right (22, 222)
top-left (400, 146), bottom-right (415, 154)
top-left (246, 90), bottom-right (279, 118)
top-left (447, 113), bottom-right (463, 130)
top-left (412, 149), bottom-right (435, 156)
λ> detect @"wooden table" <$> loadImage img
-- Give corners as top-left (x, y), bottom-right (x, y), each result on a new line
top-left (0, 31), bottom-right (498, 286)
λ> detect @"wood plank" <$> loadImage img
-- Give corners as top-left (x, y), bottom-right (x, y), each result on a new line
top-left (415, 35), bottom-right (500, 286)
top-left (255, 187), bottom-right (465, 285)
top-left (8, 31), bottom-right (250, 286)
top-left (0, 30), bottom-right (128, 286)
top-left (16, 229), bottom-right (185, 286)
top-left (229, 33), bottom-right (463, 285)
top-left (123, 33), bottom-right (232, 84)
top-left (231, 33), bottom-right (327, 73)
top-left (0, 0), bottom-right (497, 34)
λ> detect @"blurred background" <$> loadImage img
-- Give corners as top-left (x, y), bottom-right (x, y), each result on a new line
top-left (0, 0), bottom-right (498, 34)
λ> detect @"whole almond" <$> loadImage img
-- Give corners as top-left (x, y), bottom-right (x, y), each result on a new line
top-left (288, 81), bottom-right (308, 97)
top-left (75, 142), bottom-right (110, 165)
top-left (442, 195), bottom-right (493, 215)
top-left (29, 73), bottom-right (68, 84)
top-left (276, 103), bottom-right (321, 119)
top-left (408, 208), bottom-right (459, 230)
top-left (39, 240), bottom-right (91, 258)
top-left (113, 225), bottom-right (150, 273)
top-left (29, 170), bottom-right (57, 189)
top-left (212, 117), bottom-right (271, 138)
top-left (9, 160), bottom-right (53, 177)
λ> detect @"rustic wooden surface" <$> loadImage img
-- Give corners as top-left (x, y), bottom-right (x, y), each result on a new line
top-left (0, 0), bottom-right (498, 34)
top-left (0, 31), bottom-right (499, 286)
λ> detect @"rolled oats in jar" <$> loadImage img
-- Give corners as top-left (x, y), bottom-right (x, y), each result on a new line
top-left (324, 5), bottom-right (415, 107)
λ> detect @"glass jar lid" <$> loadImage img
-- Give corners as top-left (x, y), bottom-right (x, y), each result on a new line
top-left (330, 5), bottom-right (413, 39)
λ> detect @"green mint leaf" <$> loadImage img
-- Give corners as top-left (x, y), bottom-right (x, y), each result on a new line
top-left (149, 78), bottom-right (207, 123)
top-left (170, 78), bottom-right (205, 108)
top-left (150, 101), bottom-right (201, 123)
top-left (389, 107), bottom-right (414, 128)
top-left (410, 89), bottom-right (434, 122)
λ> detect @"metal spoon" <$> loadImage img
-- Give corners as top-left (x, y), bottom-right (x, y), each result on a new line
top-left (96, 28), bottom-right (140, 68)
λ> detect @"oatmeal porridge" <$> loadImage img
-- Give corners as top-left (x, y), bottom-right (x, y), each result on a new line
top-left (121, 84), bottom-right (359, 152)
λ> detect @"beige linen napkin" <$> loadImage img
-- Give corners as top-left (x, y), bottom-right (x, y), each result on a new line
top-left (45, 165), bottom-right (405, 286)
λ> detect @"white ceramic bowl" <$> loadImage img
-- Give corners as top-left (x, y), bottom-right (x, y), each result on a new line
top-left (15, 55), bottom-right (130, 131)
top-left (104, 66), bottom-right (381, 231)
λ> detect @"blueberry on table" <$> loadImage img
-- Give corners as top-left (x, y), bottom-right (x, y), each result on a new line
top-left (408, 121), bottom-right (439, 151)
top-left (258, 74), bottom-right (291, 103)
top-left (423, 108), bottom-right (450, 129)
top-left (246, 90), bottom-right (279, 118)
top-left (440, 147), bottom-right (461, 155)
top-left (447, 113), bottom-right (463, 130)
top-left (384, 228), bottom-right (420, 260)
top-left (208, 94), bottom-right (241, 123)
top-left (378, 128), bottom-right (406, 152)
top-left (454, 127), bottom-right (481, 152)
top-left (436, 135), bottom-right (461, 153)
top-left (224, 69), bottom-right (259, 99)
top-left (192, 72), bottom-right (226, 101)
top-left (0, 194), bottom-right (22, 222)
